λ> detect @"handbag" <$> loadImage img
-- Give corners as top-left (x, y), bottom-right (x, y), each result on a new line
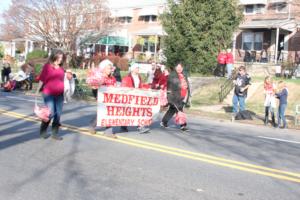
top-left (160, 89), bottom-right (168, 106)
top-left (34, 98), bottom-right (51, 122)
top-left (86, 68), bottom-right (103, 88)
top-left (173, 104), bottom-right (187, 125)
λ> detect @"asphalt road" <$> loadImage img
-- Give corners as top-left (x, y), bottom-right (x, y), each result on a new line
top-left (0, 91), bottom-right (300, 200)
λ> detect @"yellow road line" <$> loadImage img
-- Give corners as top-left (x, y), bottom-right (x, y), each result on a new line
top-left (1, 108), bottom-right (300, 184)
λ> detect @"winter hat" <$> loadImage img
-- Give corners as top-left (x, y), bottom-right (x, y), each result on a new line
top-left (98, 59), bottom-right (113, 72)
top-left (130, 63), bottom-right (139, 72)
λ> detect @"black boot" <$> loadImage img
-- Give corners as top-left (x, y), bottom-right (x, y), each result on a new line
top-left (264, 107), bottom-right (269, 126)
top-left (52, 122), bottom-right (63, 141)
top-left (40, 121), bottom-right (50, 139)
top-left (271, 113), bottom-right (276, 127)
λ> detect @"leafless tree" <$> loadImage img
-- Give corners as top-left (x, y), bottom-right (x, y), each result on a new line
top-left (1, 0), bottom-right (115, 52)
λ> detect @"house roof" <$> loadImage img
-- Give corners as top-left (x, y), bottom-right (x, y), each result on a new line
top-left (239, 0), bottom-right (267, 5)
top-left (111, 9), bottom-right (133, 17)
top-left (134, 26), bottom-right (166, 36)
top-left (239, 19), bottom-right (297, 32)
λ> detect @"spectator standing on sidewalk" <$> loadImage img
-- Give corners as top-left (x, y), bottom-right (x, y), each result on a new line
top-left (232, 66), bottom-right (251, 121)
top-left (160, 63), bottom-right (190, 131)
top-left (275, 81), bottom-right (288, 129)
top-left (217, 50), bottom-right (227, 77)
top-left (35, 49), bottom-right (66, 140)
top-left (263, 76), bottom-right (276, 127)
top-left (226, 49), bottom-right (234, 79)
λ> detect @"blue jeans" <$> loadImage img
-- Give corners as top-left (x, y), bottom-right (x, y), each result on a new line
top-left (43, 94), bottom-right (64, 125)
top-left (226, 64), bottom-right (233, 79)
top-left (277, 104), bottom-right (287, 128)
top-left (232, 94), bottom-right (245, 114)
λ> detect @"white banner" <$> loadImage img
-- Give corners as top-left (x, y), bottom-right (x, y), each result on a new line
top-left (97, 87), bottom-right (161, 127)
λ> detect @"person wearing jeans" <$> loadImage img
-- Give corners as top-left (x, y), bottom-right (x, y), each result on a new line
top-left (232, 95), bottom-right (245, 113)
top-left (35, 49), bottom-right (65, 140)
top-left (226, 49), bottom-right (234, 79)
top-left (276, 81), bottom-right (288, 128)
top-left (232, 66), bottom-right (251, 121)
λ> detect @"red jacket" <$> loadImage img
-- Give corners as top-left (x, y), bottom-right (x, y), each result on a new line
top-left (226, 53), bottom-right (234, 64)
top-left (217, 53), bottom-right (227, 64)
top-left (121, 73), bottom-right (142, 88)
top-left (158, 74), bottom-right (168, 90)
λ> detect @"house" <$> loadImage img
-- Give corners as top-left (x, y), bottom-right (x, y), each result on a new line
top-left (235, 0), bottom-right (300, 64)
top-left (81, 3), bottom-right (166, 62)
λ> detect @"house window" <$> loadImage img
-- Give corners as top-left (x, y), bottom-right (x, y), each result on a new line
top-left (117, 17), bottom-right (132, 24)
top-left (276, 3), bottom-right (288, 13)
top-left (138, 15), bottom-right (158, 23)
top-left (255, 4), bottom-right (265, 14)
top-left (244, 4), bottom-right (265, 14)
top-left (245, 5), bottom-right (254, 14)
top-left (140, 37), bottom-right (155, 52)
top-left (242, 32), bottom-right (263, 51)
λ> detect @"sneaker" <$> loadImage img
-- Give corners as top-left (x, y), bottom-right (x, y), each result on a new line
top-left (105, 133), bottom-right (118, 139)
top-left (40, 133), bottom-right (50, 139)
top-left (160, 122), bottom-right (168, 128)
top-left (89, 126), bottom-right (96, 134)
top-left (138, 127), bottom-right (150, 134)
top-left (231, 114), bottom-right (236, 122)
top-left (51, 135), bottom-right (63, 141)
top-left (180, 126), bottom-right (189, 132)
top-left (120, 126), bottom-right (129, 132)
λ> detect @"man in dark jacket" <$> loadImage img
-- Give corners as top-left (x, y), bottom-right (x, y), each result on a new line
top-left (160, 63), bottom-right (190, 131)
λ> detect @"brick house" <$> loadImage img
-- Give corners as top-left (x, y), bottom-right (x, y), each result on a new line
top-left (86, 4), bottom-right (166, 61)
top-left (235, 0), bottom-right (300, 64)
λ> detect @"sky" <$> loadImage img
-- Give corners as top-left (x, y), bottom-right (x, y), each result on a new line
top-left (0, 0), bottom-right (12, 23)
top-left (0, 0), bottom-right (166, 22)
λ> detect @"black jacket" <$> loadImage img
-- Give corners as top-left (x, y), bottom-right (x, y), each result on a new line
top-left (167, 71), bottom-right (190, 106)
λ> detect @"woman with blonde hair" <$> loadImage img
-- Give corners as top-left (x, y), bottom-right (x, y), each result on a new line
top-left (263, 76), bottom-right (276, 127)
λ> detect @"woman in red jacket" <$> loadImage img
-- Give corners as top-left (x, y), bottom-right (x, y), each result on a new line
top-left (226, 49), bottom-right (234, 79)
top-left (217, 50), bottom-right (227, 77)
top-left (88, 59), bottom-right (117, 138)
top-left (151, 65), bottom-right (163, 89)
top-left (121, 65), bottom-right (150, 134)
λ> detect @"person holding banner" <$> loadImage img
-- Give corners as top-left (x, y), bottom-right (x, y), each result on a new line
top-left (160, 63), bottom-right (190, 131)
top-left (121, 65), bottom-right (150, 134)
top-left (87, 59), bottom-right (117, 138)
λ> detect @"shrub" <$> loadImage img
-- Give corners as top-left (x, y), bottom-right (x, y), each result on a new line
top-left (26, 50), bottom-right (48, 61)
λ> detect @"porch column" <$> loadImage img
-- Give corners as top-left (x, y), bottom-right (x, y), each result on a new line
top-left (275, 27), bottom-right (279, 64)
top-left (105, 36), bottom-right (109, 56)
top-left (25, 40), bottom-right (29, 58)
top-left (29, 41), bottom-right (34, 53)
top-left (11, 41), bottom-right (16, 57)
top-left (44, 41), bottom-right (48, 52)
top-left (154, 34), bottom-right (158, 63)
top-left (232, 32), bottom-right (237, 60)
